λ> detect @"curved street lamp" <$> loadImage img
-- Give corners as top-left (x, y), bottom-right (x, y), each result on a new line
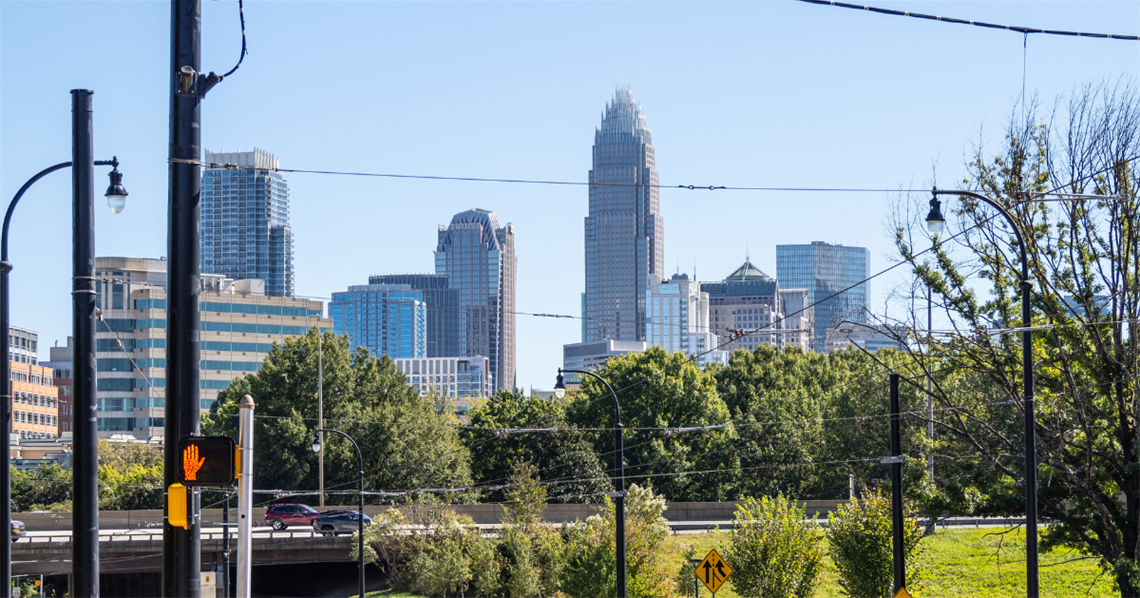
top-left (927, 188), bottom-right (1039, 596)
top-left (1, 152), bottom-right (127, 595)
top-left (555, 368), bottom-right (626, 598)
top-left (312, 428), bottom-right (365, 598)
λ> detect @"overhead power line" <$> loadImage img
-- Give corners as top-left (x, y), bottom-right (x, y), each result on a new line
top-left (797, 0), bottom-right (1139, 40)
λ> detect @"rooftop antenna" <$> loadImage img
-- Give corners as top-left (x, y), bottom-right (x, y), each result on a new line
top-left (746, 240), bottom-right (750, 263)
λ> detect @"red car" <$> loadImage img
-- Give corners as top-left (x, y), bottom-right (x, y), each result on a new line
top-left (263, 504), bottom-right (320, 530)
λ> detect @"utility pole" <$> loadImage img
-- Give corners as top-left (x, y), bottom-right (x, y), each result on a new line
top-left (71, 89), bottom-right (99, 598)
top-left (164, 0), bottom-right (203, 596)
top-left (927, 280), bottom-right (935, 484)
top-left (889, 372), bottom-right (905, 595)
top-left (318, 331), bottom-right (324, 508)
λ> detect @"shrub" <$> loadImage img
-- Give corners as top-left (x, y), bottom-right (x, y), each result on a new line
top-left (561, 484), bottom-right (677, 598)
top-left (826, 488), bottom-right (924, 598)
top-left (726, 495), bottom-right (823, 598)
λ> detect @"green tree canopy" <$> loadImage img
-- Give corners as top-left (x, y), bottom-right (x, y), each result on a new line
top-left (565, 346), bottom-right (735, 501)
top-left (464, 389), bottom-right (611, 502)
top-left (203, 328), bottom-right (471, 502)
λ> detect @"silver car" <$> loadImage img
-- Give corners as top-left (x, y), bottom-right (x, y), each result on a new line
top-left (311, 510), bottom-right (371, 537)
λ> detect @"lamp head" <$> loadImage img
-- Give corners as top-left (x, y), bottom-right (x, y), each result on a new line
top-left (553, 372), bottom-right (566, 399)
top-left (104, 159), bottom-right (128, 214)
top-left (926, 193), bottom-right (945, 240)
top-left (311, 433), bottom-right (321, 453)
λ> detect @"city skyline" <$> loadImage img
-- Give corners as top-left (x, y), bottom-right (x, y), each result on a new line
top-left (2, 1), bottom-right (1134, 392)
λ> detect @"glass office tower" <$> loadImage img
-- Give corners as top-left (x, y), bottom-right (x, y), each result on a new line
top-left (435, 209), bottom-right (516, 393)
top-left (201, 149), bottom-right (295, 297)
top-left (584, 86), bottom-right (663, 342)
top-left (371, 274), bottom-right (460, 358)
top-left (330, 284), bottom-right (427, 359)
top-left (776, 242), bottom-right (870, 352)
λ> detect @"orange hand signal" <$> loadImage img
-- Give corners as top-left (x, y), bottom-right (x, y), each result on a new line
top-left (183, 444), bottom-right (206, 481)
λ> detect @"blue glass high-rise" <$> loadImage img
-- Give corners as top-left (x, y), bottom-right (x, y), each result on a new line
top-left (435, 209), bottom-right (516, 393)
top-left (776, 242), bottom-right (870, 351)
top-left (201, 149), bottom-right (294, 297)
top-left (330, 284), bottom-right (427, 359)
top-left (584, 86), bottom-right (663, 342)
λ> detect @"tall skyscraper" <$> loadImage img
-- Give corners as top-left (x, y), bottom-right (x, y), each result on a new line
top-left (201, 149), bottom-right (295, 297)
top-left (371, 274), bottom-right (460, 358)
top-left (435, 209), bottom-right (516, 393)
top-left (776, 242), bottom-right (870, 351)
top-left (584, 86), bottom-right (663, 342)
top-left (330, 283), bottom-right (427, 359)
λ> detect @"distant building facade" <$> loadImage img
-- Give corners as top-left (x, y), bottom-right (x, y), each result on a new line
top-left (646, 274), bottom-right (726, 366)
top-left (330, 284), bottom-right (427, 359)
top-left (8, 361), bottom-right (59, 440)
top-left (370, 274), bottom-right (460, 358)
top-left (42, 337), bottom-right (74, 435)
top-left (562, 338), bottom-right (646, 374)
top-left (201, 149), bottom-right (295, 297)
top-left (395, 355), bottom-right (492, 409)
top-left (776, 242), bottom-right (870, 352)
top-left (825, 324), bottom-right (907, 353)
top-left (584, 86), bottom-right (663, 343)
top-left (435, 209), bottom-right (516, 393)
top-left (94, 257), bottom-right (330, 439)
top-left (7, 326), bottom-right (38, 365)
top-left (703, 260), bottom-right (804, 353)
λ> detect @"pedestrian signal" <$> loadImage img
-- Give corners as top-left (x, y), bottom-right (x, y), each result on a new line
top-left (177, 436), bottom-right (236, 487)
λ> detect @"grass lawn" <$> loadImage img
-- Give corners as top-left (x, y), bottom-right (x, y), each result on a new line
top-left (667, 526), bottom-right (1116, 598)
top-left (366, 526), bottom-right (1118, 598)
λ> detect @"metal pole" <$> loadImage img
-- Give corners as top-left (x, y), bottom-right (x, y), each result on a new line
top-left (1022, 263), bottom-right (1038, 597)
top-left (315, 428), bottom-right (364, 598)
top-left (318, 331), bottom-right (323, 508)
top-left (165, 0), bottom-right (203, 596)
top-left (927, 279), bottom-right (934, 482)
top-left (221, 493), bottom-right (229, 598)
top-left (932, 189), bottom-right (1037, 596)
top-left (560, 368), bottom-right (624, 598)
top-left (71, 89), bottom-right (100, 598)
top-left (236, 395), bottom-right (254, 598)
top-left (890, 372), bottom-right (904, 595)
top-left (1, 160), bottom-right (71, 598)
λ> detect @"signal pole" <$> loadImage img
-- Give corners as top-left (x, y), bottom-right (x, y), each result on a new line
top-left (164, 0), bottom-right (203, 595)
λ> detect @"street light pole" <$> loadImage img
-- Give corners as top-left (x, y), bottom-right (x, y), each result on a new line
top-left (928, 189), bottom-right (1038, 596)
top-left (311, 429), bottom-right (365, 598)
top-left (1, 118), bottom-right (126, 598)
top-left (555, 368), bottom-right (625, 598)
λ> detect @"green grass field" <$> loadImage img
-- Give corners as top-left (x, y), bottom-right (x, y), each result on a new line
top-left (668, 526), bottom-right (1116, 598)
top-left (366, 526), bottom-right (1119, 598)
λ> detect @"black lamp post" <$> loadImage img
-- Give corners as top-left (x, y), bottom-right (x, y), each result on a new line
top-left (1, 94), bottom-right (127, 597)
top-left (927, 188), bottom-right (1038, 596)
top-left (312, 428), bottom-right (365, 598)
top-left (554, 368), bottom-right (625, 598)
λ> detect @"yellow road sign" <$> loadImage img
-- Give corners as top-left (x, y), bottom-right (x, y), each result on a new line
top-left (894, 588), bottom-right (913, 598)
top-left (694, 548), bottom-right (733, 594)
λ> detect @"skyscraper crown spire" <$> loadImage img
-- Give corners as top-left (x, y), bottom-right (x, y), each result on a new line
top-left (597, 86), bottom-right (652, 144)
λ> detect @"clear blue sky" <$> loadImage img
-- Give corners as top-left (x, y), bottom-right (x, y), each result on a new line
top-left (2, 1), bottom-right (1137, 391)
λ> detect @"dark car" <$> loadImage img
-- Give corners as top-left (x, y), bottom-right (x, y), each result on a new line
top-left (263, 504), bottom-right (320, 530)
top-left (11, 519), bottom-right (25, 542)
top-left (311, 510), bottom-right (371, 537)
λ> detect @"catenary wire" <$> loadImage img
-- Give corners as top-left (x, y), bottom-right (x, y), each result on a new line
top-left (796, 0), bottom-right (1139, 40)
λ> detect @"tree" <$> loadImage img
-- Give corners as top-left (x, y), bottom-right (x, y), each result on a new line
top-left (711, 345), bottom-right (833, 499)
top-left (565, 346), bottom-right (735, 501)
top-left (203, 328), bottom-right (471, 502)
top-left (464, 390), bottom-right (611, 502)
top-left (892, 80), bottom-right (1140, 596)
